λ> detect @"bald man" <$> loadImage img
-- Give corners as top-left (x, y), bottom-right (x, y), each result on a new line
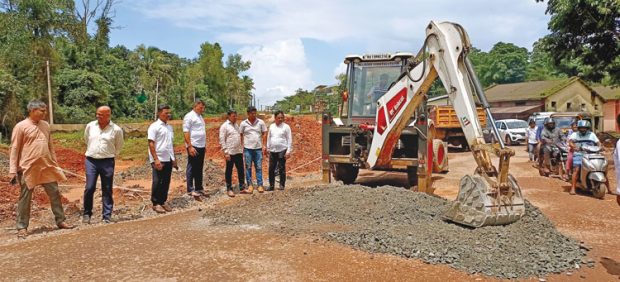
top-left (83, 106), bottom-right (124, 224)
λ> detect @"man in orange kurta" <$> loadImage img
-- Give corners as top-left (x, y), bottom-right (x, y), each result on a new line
top-left (9, 100), bottom-right (73, 238)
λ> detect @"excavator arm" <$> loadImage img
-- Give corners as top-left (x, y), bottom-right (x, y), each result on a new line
top-left (367, 21), bottom-right (525, 227)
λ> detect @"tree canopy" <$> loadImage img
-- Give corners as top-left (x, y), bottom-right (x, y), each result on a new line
top-left (536, 0), bottom-right (620, 85)
top-left (0, 0), bottom-right (254, 134)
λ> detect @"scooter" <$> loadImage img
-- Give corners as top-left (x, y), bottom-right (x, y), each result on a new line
top-left (572, 144), bottom-right (609, 199)
top-left (539, 141), bottom-right (569, 177)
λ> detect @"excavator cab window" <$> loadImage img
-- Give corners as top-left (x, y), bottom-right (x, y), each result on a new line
top-left (348, 60), bottom-right (404, 118)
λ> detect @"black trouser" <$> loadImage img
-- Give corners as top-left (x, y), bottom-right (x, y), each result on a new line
top-left (225, 153), bottom-right (245, 191)
top-left (186, 147), bottom-right (205, 193)
top-left (269, 150), bottom-right (287, 188)
top-left (151, 161), bottom-right (172, 205)
top-left (84, 157), bottom-right (115, 220)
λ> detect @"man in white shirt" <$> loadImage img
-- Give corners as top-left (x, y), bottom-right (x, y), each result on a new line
top-left (183, 100), bottom-right (206, 196)
top-left (239, 106), bottom-right (267, 193)
top-left (148, 105), bottom-right (177, 213)
top-left (83, 106), bottom-right (124, 224)
top-left (266, 110), bottom-right (292, 191)
top-left (219, 110), bottom-right (245, 197)
top-left (525, 119), bottom-right (538, 162)
top-left (568, 120), bottom-right (601, 195)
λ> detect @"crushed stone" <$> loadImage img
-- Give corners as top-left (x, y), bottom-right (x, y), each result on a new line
top-left (203, 184), bottom-right (586, 279)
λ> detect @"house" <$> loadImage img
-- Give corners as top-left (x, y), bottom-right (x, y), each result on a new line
top-left (428, 77), bottom-right (605, 131)
top-left (594, 85), bottom-right (620, 131)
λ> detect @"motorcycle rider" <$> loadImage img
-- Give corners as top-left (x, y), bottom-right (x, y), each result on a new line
top-left (567, 120), bottom-right (608, 195)
top-left (540, 118), bottom-right (566, 179)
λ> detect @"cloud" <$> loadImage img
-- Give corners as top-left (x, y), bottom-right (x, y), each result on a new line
top-left (333, 63), bottom-right (347, 78)
top-left (126, 0), bottom-right (550, 105)
top-left (238, 39), bottom-right (314, 106)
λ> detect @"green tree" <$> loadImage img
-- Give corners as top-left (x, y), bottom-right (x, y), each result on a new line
top-left (526, 39), bottom-right (568, 81)
top-left (537, 0), bottom-right (620, 85)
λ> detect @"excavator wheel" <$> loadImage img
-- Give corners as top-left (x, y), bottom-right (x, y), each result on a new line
top-left (331, 164), bottom-right (359, 185)
top-left (443, 174), bottom-right (525, 228)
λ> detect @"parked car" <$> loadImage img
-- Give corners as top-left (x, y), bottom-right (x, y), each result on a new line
top-left (486, 119), bottom-right (529, 145)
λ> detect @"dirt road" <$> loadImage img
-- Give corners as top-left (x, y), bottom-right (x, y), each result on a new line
top-left (1, 147), bottom-right (619, 281)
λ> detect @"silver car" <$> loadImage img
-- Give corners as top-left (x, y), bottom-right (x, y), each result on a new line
top-left (487, 119), bottom-right (529, 145)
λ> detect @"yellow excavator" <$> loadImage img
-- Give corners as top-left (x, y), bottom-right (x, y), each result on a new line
top-left (321, 21), bottom-right (525, 227)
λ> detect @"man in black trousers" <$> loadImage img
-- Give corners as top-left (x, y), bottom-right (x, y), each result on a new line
top-left (219, 110), bottom-right (245, 197)
top-left (148, 105), bottom-right (178, 213)
top-left (83, 106), bottom-right (124, 224)
top-left (183, 100), bottom-right (206, 196)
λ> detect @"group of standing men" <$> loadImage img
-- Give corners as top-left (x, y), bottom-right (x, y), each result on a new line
top-left (8, 100), bottom-right (292, 238)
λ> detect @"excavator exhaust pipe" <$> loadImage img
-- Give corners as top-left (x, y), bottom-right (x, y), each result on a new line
top-left (443, 174), bottom-right (525, 228)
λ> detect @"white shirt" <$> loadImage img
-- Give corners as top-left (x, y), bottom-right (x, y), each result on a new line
top-left (219, 120), bottom-right (243, 155)
top-left (614, 140), bottom-right (620, 195)
top-left (526, 126), bottom-right (538, 144)
top-left (84, 120), bottom-right (124, 159)
top-left (182, 110), bottom-right (206, 148)
top-left (267, 123), bottom-right (292, 153)
top-left (239, 118), bottom-right (267, 149)
top-left (569, 131), bottom-right (599, 158)
top-left (147, 119), bottom-right (175, 163)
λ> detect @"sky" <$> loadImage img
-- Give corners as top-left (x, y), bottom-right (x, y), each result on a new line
top-left (108, 0), bottom-right (552, 108)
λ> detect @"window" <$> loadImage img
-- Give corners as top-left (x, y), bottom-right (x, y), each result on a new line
top-left (566, 102), bottom-right (572, 110)
top-left (500, 123), bottom-right (507, 130)
top-left (551, 101), bottom-right (556, 109)
top-left (594, 104), bottom-right (599, 111)
top-left (581, 103), bottom-right (586, 111)
top-left (515, 101), bottom-right (526, 106)
top-left (349, 62), bottom-right (402, 116)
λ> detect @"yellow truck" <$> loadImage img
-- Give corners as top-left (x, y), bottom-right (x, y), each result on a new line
top-left (428, 105), bottom-right (487, 151)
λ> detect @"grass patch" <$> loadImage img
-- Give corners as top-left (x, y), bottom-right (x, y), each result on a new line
top-left (53, 132), bottom-right (86, 152)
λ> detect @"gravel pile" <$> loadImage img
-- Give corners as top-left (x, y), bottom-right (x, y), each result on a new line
top-left (204, 184), bottom-right (588, 279)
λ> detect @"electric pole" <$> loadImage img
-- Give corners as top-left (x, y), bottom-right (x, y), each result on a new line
top-left (154, 78), bottom-right (159, 120)
top-left (46, 60), bottom-right (54, 124)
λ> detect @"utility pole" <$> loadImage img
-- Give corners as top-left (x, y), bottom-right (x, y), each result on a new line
top-left (154, 78), bottom-right (159, 120)
top-left (46, 60), bottom-right (54, 124)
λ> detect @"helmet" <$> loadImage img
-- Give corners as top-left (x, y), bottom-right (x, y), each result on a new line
top-left (543, 117), bottom-right (555, 125)
top-left (576, 120), bottom-right (591, 129)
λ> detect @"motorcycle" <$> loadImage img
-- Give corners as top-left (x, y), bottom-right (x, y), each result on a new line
top-left (572, 144), bottom-right (609, 199)
top-left (539, 141), bottom-right (569, 177)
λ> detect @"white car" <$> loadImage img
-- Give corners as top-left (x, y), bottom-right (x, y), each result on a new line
top-left (491, 119), bottom-right (529, 145)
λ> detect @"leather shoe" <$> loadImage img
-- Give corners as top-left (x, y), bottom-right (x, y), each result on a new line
top-left (82, 215), bottom-right (91, 224)
top-left (162, 203), bottom-right (173, 212)
top-left (227, 190), bottom-right (236, 197)
top-left (152, 205), bottom-right (166, 214)
top-left (57, 222), bottom-right (74, 229)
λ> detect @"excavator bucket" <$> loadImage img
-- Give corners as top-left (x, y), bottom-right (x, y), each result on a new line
top-left (443, 174), bottom-right (525, 228)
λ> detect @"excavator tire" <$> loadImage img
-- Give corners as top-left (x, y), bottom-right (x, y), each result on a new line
top-left (443, 174), bottom-right (525, 228)
top-left (332, 164), bottom-right (359, 185)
